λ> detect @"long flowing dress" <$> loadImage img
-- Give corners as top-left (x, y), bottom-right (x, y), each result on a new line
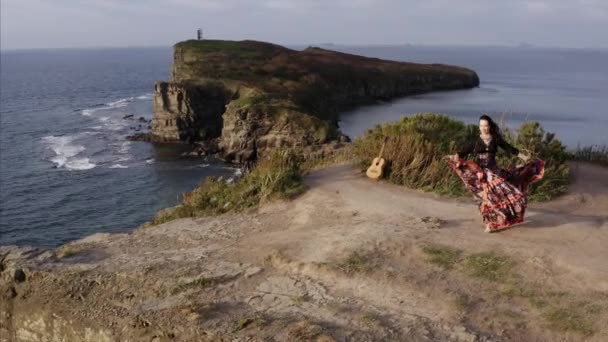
top-left (447, 135), bottom-right (545, 232)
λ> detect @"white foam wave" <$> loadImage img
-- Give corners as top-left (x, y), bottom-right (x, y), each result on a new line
top-left (42, 135), bottom-right (96, 170)
top-left (198, 163), bottom-right (210, 168)
top-left (66, 158), bottom-right (96, 170)
top-left (118, 141), bottom-right (131, 154)
top-left (82, 109), bottom-right (98, 116)
top-left (104, 120), bottom-right (128, 131)
top-left (81, 96), bottom-right (137, 117)
top-left (136, 93), bottom-right (153, 100)
top-left (106, 97), bottom-right (134, 108)
top-left (145, 159), bottom-right (155, 164)
top-left (109, 164), bottom-right (128, 169)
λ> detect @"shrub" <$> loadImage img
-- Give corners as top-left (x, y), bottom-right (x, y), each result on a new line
top-left (151, 149), bottom-right (305, 225)
top-left (354, 113), bottom-right (570, 200)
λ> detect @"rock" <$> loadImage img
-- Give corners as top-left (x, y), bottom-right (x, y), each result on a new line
top-left (316, 335), bottom-right (336, 342)
top-left (5, 286), bottom-right (17, 299)
top-left (151, 81), bottom-right (228, 143)
top-left (14, 269), bottom-right (26, 283)
top-left (244, 267), bottom-right (262, 278)
top-left (338, 134), bottom-right (351, 143)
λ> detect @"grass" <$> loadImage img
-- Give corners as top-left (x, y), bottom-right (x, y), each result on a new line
top-left (453, 293), bottom-right (474, 313)
top-left (338, 251), bottom-right (373, 275)
top-left (232, 314), bottom-right (268, 332)
top-left (569, 145), bottom-right (608, 166)
top-left (463, 252), bottom-right (514, 281)
top-left (150, 149), bottom-right (306, 225)
top-left (417, 244), bottom-right (605, 336)
top-left (544, 307), bottom-right (595, 336)
top-left (421, 245), bottom-right (462, 270)
top-left (354, 114), bottom-right (572, 201)
top-left (171, 276), bottom-right (216, 294)
top-left (56, 246), bottom-right (80, 259)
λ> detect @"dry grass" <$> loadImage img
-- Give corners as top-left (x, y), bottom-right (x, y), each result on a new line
top-left (151, 149), bottom-right (306, 225)
top-left (421, 245), bottom-right (463, 270)
top-left (355, 114), bottom-right (571, 201)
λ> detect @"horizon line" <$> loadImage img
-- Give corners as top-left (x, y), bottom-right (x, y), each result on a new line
top-left (2, 41), bottom-right (607, 52)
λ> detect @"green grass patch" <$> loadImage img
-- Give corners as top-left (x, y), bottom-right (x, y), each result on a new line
top-left (544, 307), bottom-right (595, 336)
top-left (56, 245), bottom-right (80, 259)
top-left (172, 276), bottom-right (216, 294)
top-left (338, 251), bottom-right (373, 275)
top-left (463, 252), bottom-right (513, 281)
top-left (150, 149), bottom-right (306, 225)
top-left (421, 245), bottom-right (462, 270)
top-left (232, 314), bottom-right (268, 332)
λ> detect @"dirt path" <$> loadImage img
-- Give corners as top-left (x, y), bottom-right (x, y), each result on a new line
top-left (1, 162), bottom-right (607, 342)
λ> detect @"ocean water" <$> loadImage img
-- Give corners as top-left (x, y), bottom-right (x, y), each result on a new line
top-left (0, 48), bottom-right (237, 246)
top-left (333, 45), bottom-right (608, 147)
top-left (1, 46), bottom-right (607, 247)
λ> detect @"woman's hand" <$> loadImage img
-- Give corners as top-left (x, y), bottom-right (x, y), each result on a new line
top-left (517, 152), bottom-right (530, 162)
top-left (447, 154), bottom-right (460, 163)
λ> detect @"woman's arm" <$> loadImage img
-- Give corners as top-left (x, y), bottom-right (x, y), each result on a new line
top-left (457, 140), bottom-right (475, 159)
top-left (497, 136), bottom-right (520, 156)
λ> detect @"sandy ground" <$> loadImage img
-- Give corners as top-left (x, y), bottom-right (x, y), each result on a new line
top-left (1, 162), bottom-right (607, 342)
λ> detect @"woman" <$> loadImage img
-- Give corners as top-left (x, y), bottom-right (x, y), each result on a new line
top-left (446, 115), bottom-right (545, 232)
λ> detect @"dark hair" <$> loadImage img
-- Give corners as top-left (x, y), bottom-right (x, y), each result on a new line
top-left (479, 114), bottom-right (501, 137)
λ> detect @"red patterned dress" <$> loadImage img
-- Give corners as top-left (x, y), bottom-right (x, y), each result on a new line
top-left (447, 136), bottom-right (545, 232)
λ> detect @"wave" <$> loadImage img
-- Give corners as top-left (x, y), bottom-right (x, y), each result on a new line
top-left (109, 164), bottom-right (128, 169)
top-left (145, 159), bottom-right (155, 164)
top-left (106, 97), bottom-right (133, 108)
top-left (42, 135), bottom-right (96, 170)
top-left (65, 158), bottom-right (96, 170)
top-left (81, 93), bottom-right (152, 117)
top-left (136, 93), bottom-right (153, 100)
top-left (118, 141), bottom-right (131, 154)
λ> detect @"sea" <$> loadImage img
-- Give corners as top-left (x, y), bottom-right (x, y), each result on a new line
top-left (1, 45), bottom-right (607, 247)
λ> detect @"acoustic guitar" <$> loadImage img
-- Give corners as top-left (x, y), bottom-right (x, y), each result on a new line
top-left (366, 137), bottom-right (388, 180)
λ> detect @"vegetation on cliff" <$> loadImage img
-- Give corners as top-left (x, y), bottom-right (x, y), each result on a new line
top-left (151, 150), bottom-right (305, 225)
top-left (354, 113), bottom-right (571, 201)
top-left (172, 39), bottom-right (478, 125)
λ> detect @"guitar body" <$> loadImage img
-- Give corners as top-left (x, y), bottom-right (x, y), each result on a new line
top-left (366, 157), bottom-right (386, 180)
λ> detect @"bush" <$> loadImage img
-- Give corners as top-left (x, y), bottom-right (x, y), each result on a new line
top-left (499, 122), bottom-right (570, 201)
top-left (151, 149), bottom-right (306, 225)
top-left (569, 145), bottom-right (608, 166)
top-left (354, 113), bottom-right (476, 196)
top-left (354, 113), bottom-right (571, 201)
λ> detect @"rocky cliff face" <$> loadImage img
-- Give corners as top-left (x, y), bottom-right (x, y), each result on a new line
top-left (149, 40), bottom-right (480, 162)
top-left (151, 81), bottom-right (229, 143)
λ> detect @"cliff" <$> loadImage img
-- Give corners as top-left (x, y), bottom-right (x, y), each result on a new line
top-left (149, 40), bottom-right (480, 162)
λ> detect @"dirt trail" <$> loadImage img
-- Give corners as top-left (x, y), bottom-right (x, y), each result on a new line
top-left (1, 162), bottom-right (607, 342)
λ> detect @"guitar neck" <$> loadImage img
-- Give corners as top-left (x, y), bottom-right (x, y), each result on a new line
top-left (378, 137), bottom-right (388, 158)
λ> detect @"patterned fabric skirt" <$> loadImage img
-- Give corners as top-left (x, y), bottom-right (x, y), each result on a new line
top-left (447, 159), bottom-right (545, 232)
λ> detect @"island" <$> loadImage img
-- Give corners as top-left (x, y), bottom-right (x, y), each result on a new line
top-left (132, 40), bottom-right (479, 163)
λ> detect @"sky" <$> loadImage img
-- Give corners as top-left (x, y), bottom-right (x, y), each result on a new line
top-left (1, 0), bottom-right (607, 50)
